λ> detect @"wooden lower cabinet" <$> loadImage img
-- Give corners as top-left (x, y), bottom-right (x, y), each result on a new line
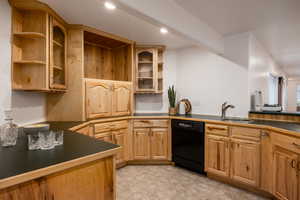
top-left (133, 127), bottom-right (169, 161)
top-left (133, 128), bottom-right (151, 160)
top-left (95, 132), bottom-right (113, 143)
top-left (0, 157), bottom-right (115, 200)
top-left (273, 146), bottom-right (299, 200)
top-left (205, 125), bottom-right (261, 189)
top-left (205, 135), bottom-right (230, 178)
top-left (93, 120), bottom-right (129, 166)
top-left (150, 128), bottom-right (169, 160)
top-left (230, 139), bottom-right (260, 187)
top-left (113, 129), bottom-right (128, 165)
top-left (76, 125), bottom-right (93, 137)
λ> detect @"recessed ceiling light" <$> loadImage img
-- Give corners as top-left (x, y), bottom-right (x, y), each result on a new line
top-left (160, 27), bottom-right (168, 34)
top-left (104, 1), bottom-right (116, 10)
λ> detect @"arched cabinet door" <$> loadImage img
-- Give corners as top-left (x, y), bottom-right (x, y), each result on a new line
top-left (85, 79), bottom-right (113, 119)
top-left (49, 16), bottom-right (67, 90)
top-left (136, 49), bottom-right (156, 92)
top-left (112, 81), bottom-right (132, 116)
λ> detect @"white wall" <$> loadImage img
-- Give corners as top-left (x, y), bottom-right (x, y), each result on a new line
top-left (287, 78), bottom-right (300, 112)
top-left (176, 46), bottom-right (249, 117)
top-left (0, 0), bottom-right (46, 126)
top-left (135, 50), bottom-right (177, 113)
top-left (223, 32), bottom-right (250, 68)
top-left (0, 0), bottom-right (12, 124)
top-left (248, 35), bottom-right (287, 106)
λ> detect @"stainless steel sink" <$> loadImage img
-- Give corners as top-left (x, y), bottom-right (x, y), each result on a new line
top-left (222, 117), bottom-right (251, 122)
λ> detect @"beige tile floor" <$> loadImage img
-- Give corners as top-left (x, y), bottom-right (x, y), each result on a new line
top-left (117, 165), bottom-right (269, 200)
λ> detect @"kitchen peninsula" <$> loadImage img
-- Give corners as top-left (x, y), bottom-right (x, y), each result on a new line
top-left (0, 131), bottom-right (120, 200)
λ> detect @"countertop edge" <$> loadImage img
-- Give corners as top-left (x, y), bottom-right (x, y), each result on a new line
top-left (0, 147), bottom-right (121, 190)
top-left (249, 111), bottom-right (300, 116)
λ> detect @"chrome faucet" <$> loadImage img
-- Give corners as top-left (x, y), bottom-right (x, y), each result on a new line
top-left (221, 102), bottom-right (235, 120)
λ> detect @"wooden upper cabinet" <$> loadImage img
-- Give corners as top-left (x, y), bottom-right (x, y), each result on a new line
top-left (273, 147), bottom-right (299, 200)
top-left (86, 79), bottom-right (113, 119)
top-left (150, 128), bottom-right (168, 160)
top-left (135, 46), bottom-right (165, 94)
top-left (49, 16), bottom-right (67, 90)
top-left (11, 3), bottom-right (68, 92)
top-left (205, 135), bottom-right (230, 178)
top-left (136, 49), bottom-right (155, 92)
top-left (112, 82), bottom-right (132, 116)
top-left (230, 139), bottom-right (260, 187)
top-left (133, 128), bottom-right (151, 160)
top-left (12, 8), bottom-right (49, 91)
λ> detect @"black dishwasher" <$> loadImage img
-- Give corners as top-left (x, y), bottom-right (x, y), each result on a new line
top-left (172, 119), bottom-right (205, 174)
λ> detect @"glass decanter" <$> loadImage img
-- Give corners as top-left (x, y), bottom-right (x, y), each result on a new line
top-left (0, 110), bottom-right (18, 147)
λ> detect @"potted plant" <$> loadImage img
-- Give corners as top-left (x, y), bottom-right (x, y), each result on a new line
top-left (168, 85), bottom-right (177, 115)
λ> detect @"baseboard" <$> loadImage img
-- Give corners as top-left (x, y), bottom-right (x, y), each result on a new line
top-left (126, 160), bottom-right (172, 165)
top-left (207, 173), bottom-right (274, 199)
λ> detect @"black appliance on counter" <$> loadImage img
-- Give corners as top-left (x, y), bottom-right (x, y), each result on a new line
top-left (172, 119), bottom-right (205, 174)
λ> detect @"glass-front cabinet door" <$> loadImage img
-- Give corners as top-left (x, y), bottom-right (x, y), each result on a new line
top-left (49, 16), bottom-right (67, 90)
top-left (136, 48), bottom-right (156, 92)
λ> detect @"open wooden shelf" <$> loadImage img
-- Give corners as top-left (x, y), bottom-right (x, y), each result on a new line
top-left (13, 32), bottom-right (46, 39)
top-left (138, 61), bottom-right (153, 64)
top-left (53, 65), bottom-right (63, 70)
top-left (14, 60), bottom-right (46, 65)
top-left (137, 77), bottom-right (153, 80)
top-left (53, 40), bottom-right (63, 47)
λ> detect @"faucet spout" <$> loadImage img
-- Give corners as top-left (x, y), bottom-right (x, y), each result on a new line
top-left (221, 102), bottom-right (235, 120)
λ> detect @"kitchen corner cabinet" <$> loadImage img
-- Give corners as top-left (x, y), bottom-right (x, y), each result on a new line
top-left (94, 120), bottom-right (129, 166)
top-left (85, 79), bottom-right (132, 119)
top-left (135, 46), bottom-right (165, 94)
top-left (133, 120), bottom-right (169, 161)
top-left (11, 5), bottom-right (67, 92)
top-left (47, 27), bottom-right (134, 121)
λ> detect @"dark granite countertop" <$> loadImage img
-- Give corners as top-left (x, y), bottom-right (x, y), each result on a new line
top-left (135, 113), bottom-right (300, 133)
top-left (249, 110), bottom-right (300, 116)
top-left (44, 113), bottom-right (300, 136)
top-left (0, 130), bottom-right (119, 180)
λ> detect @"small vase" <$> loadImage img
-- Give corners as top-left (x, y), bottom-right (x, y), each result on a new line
top-left (169, 107), bottom-right (177, 115)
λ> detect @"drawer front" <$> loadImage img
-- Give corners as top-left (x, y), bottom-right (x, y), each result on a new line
top-left (134, 120), bottom-right (168, 128)
top-left (94, 122), bottom-right (112, 133)
top-left (206, 124), bottom-right (229, 136)
top-left (231, 127), bottom-right (261, 141)
top-left (272, 133), bottom-right (300, 154)
top-left (111, 120), bottom-right (128, 130)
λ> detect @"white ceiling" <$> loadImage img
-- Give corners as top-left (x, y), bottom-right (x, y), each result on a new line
top-left (40, 0), bottom-right (195, 49)
top-left (174, 0), bottom-right (300, 77)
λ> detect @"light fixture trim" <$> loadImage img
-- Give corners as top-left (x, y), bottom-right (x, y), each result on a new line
top-left (160, 27), bottom-right (168, 34)
top-left (104, 1), bottom-right (116, 10)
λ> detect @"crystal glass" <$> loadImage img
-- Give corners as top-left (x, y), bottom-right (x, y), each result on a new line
top-left (28, 134), bottom-right (40, 150)
top-left (53, 130), bottom-right (64, 146)
top-left (39, 131), bottom-right (55, 150)
top-left (0, 110), bottom-right (18, 147)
